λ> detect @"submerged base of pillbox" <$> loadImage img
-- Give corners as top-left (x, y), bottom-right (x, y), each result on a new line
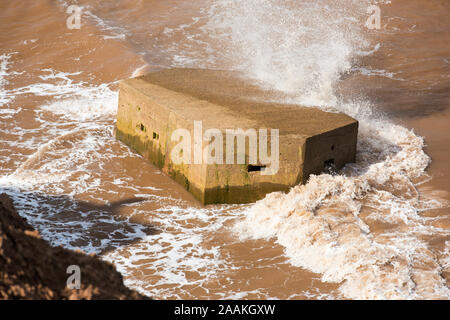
top-left (115, 68), bottom-right (358, 204)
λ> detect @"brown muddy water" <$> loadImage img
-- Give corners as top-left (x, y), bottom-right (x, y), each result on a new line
top-left (0, 0), bottom-right (449, 299)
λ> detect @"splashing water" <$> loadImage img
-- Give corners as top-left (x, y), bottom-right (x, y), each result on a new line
top-left (0, 0), bottom-right (448, 300)
top-left (206, 0), bottom-right (371, 101)
top-left (204, 0), bottom-right (449, 299)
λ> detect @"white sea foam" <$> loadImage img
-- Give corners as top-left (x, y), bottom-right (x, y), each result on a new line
top-left (0, 63), bottom-right (134, 252)
top-left (102, 205), bottom-right (239, 299)
top-left (83, 9), bottom-right (128, 40)
top-left (0, 53), bottom-right (13, 106)
top-left (131, 64), bottom-right (151, 78)
top-left (352, 66), bottom-right (402, 81)
top-left (2, 0), bottom-right (447, 300)
top-left (3, 68), bottom-right (118, 121)
top-left (0, 123), bottom-right (152, 253)
top-left (204, 0), bottom-right (449, 299)
top-left (206, 0), bottom-right (370, 100)
top-left (56, 0), bottom-right (128, 40)
top-left (235, 123), bottom-right (449, 298)
top-left (0, 62), bottom-right (237, 299)
top-left (39, 84), bottom-right (118, 122)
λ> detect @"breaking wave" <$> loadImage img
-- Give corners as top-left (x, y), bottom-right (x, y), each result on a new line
top-left (204, 0), bottom-right (450, 299)
top-left (1, 0), bottom-right (448, 300)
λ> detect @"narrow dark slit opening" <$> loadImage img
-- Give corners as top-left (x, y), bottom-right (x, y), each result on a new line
top-left (153, 132), bottom-right (159, 140)
top-left (139, 123), bottom-right (146, 132)
top-left (323, 159), bottom-right (336, 175)
top-left (247, 165), bottom-right (266, 172)
top-left (324, 159), bottom-right (334, 167)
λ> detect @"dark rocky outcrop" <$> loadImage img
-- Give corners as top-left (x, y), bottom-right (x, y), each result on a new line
top-left (0, 193), bottom-right (148, 300)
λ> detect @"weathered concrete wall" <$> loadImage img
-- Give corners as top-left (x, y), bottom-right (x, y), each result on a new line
top-left (303, 122), bottom-right (358, 180)
top-left (202, 133), bottom-right (307, 204)
top-left (116, 82), bottom-right (209, 202)
top-left (116, 68), bottom-right (358, 205)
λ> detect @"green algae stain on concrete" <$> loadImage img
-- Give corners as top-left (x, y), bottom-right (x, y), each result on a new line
top-left (115, 68), bottom-right (358, 204)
